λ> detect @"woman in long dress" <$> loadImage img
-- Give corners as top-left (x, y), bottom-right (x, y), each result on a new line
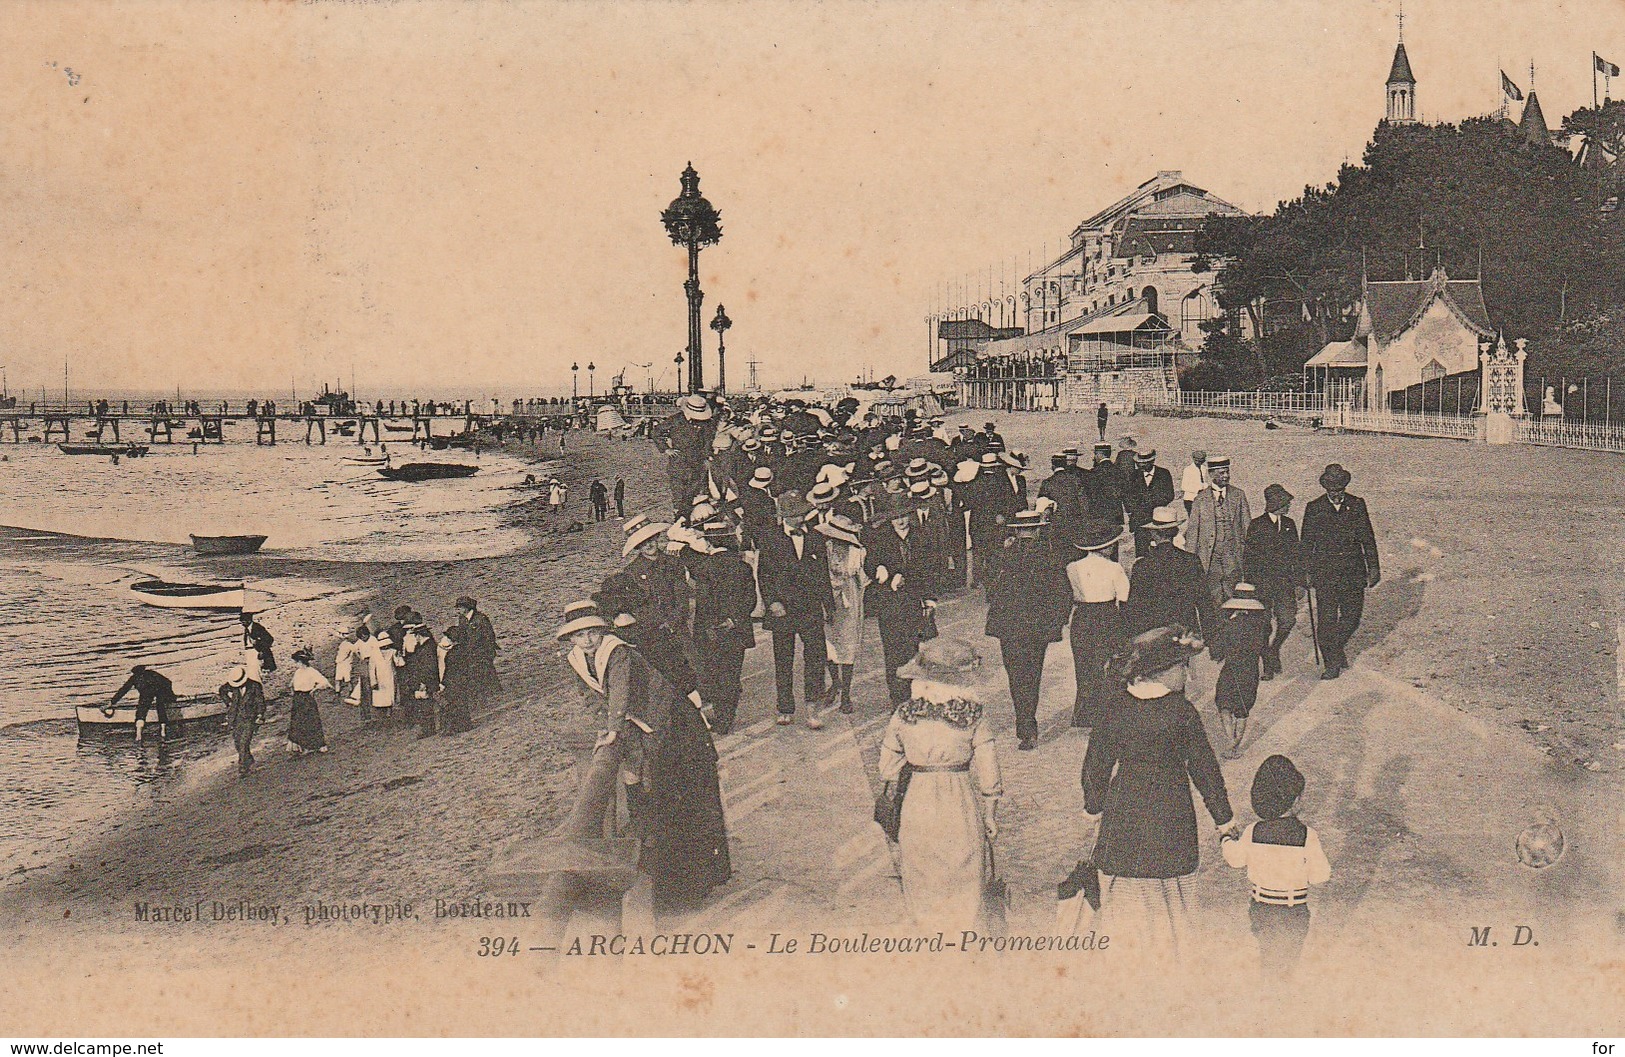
top-left (436, 625), bottom-right (475, 735)
top-left (558, 602), bottom-right (730, 915)
top-left (287, 647), bottom-right (331, 754)
top-left (816, 513), bottom-right (868, 713)
top-left (879, 637), bottom-right (1003, 933)
top-left (1081, 626), bottom-right (1238, 961)
top-left (1066, 521), bottom-right (1130, 728)
top-left (369, 629), bottom-right (400, 725)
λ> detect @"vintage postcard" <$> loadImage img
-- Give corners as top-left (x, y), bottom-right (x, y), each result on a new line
top-left (0, 0), bottom-right (1621, 1038)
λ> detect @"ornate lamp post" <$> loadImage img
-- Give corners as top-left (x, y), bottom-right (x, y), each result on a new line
top-left (660, 163), bottom-right (723, 393)
top-left (571, 361), bottom-right (579, 403)
top-left (587, 361), bottom-right (596, 401)
top-left (709, 305), bottom-right (732, 394)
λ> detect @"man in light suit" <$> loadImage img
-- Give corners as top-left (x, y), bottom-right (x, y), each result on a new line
top-left (1185, 454), bottom-right (1251, 636)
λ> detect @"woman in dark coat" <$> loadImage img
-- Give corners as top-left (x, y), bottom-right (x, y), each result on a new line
top-left (1081, 626), bottom-right (1238, 960)
top-left (559, 603), bottom-right (730, 915)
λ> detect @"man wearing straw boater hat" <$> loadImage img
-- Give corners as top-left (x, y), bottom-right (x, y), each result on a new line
top-left (659, 393), bottom-right (716, 517)
top-left (219, 664), bottom-right (266, 777)
top-left (756, 492), bottom-right (834, 726)
top-left (1039, 448), bottom-right (1090, 547)
top-left (689, 520), bottom-right (757, 735)
top-left (1243, 483), bottom-right (1305, 679)
top-left (985, 509), bottom-right (1073, 750)
top-left (1123, 447), bottom-right (1176, 557)
top-left (619, 518), bottom-right (697, 693)
top-left (1064, 519), bottom-right (1131, 728)
top-left (864, 490), bottom-right (944, 706)
top-left (740, 465), bottom-right (778, 552)
top-left (1300, 463), bottom-right (1380, 680)
top-left (1127, 504), bottom-right (1208, 639)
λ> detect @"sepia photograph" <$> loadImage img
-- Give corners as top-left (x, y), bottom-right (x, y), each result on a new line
top-left (0, 0), bottom-right (1621, 1039)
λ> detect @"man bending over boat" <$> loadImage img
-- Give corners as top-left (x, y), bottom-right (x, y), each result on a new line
top-left (105, 664), bottom-right (176, 743)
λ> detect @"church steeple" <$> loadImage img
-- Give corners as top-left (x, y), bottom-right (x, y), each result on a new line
top-left (1386, 9), bottom-right (1417, 123)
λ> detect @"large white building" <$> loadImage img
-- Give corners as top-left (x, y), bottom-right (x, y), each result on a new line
top-left (1020, 169), bottom-right (1248, 347)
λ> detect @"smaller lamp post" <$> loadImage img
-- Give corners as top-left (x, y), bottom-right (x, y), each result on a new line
top-left (571, 361), bottom-right (579, 403)
top-left (587, 361), bottom-right (596, 401)
top-left (709, 305), bottom-right (732, 394)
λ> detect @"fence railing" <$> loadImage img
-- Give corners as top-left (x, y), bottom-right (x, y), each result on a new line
top-left (1514, 417), bottom-right (1625, 453)
top-left (1143, 390), bottom-right (1330, 413)
top-left (1337, 409), bottom-right (1480, 441)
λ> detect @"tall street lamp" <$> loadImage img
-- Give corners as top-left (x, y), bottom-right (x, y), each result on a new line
top-left (660, 162), bottom-right (723, 394)
top-left (587, 361), bottom-right (596, 400)
top-left (571, 361), bottom-right (579, 403)
top-left (709, 305), bottom-right (732, 395)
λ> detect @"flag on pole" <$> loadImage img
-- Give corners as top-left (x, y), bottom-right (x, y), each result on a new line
top-left (1597, 52), bottom-right (1621, 78)
top-left (1501, 70), bottom-right (1524, 100)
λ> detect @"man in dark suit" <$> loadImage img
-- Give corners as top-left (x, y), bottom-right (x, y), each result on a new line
top-left (984, 510), bottom-right (1073, 749)
top-left (1125, 506), bottom-right (1207, 638)
top-left (863, 492), bottom-right (944, 704)
top-left (1122, 448), bottom-right (1176, 556)
top-left (962, 452), bottom-right (1025, 587)
top-left (1080, 442), bottom-right (1124, 560)
top-left (1243, 483), bottom-right (1304, 678)
top-left (690, 521), bottom-right (758, 735)
top-left (756, 494), bottom-right (834, 724)
top-left (1300, 463), bottom-right (1380, 680)
top-left (1038, 450), bottom-right (1090, 546)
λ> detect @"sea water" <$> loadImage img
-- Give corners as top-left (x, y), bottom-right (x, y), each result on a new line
top-left (0, 439), bottom-right (543, 874)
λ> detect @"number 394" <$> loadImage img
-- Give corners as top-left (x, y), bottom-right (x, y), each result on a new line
top-left (478, 936), bottom-right (519, 957)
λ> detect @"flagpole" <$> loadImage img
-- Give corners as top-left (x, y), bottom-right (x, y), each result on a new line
top-left (1594, 52), bottom-right (1599, 109)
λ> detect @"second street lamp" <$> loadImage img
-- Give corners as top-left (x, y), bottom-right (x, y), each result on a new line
top-left (588, 361), bottom-right (596, 400)
top-left (709, 304), bottom-right (732, 395)
top-left (571, 361), bottom-right (579, 403)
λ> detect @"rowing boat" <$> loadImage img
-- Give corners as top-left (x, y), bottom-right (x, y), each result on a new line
top-left (130, 578), bottom-right (245, 610)
top-left (189, 533), bottom-right (269, 556)
top-left (58, 443), bottom-right (149, 456)
top-left (377, 462), bottom-right (480, 482)
top-left (76, 695), bottom-right (228, 734)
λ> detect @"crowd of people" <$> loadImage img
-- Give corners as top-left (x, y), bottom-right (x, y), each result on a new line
top-left (552, 388), bottom-right (1379, 970)
top-left (109, 598), bottom-right (503, 778)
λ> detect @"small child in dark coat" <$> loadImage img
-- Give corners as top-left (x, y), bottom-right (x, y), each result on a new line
top-left (1211, 581), bottom-right (1269, 758)
top-left (1222, 755), bottom-right (1332, 979)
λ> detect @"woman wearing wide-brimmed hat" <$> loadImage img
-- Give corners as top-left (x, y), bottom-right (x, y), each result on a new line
top-left (1081, 626), bottom-right (1237, 960)
top-left (286, 646), bottom-right (332, 755)
top-left (557, 601), bottom-right (730, 914)
top-left (1065, 520), bottom-right (1131, 728)
top-left (815, 512), bottom-right (869, 712)
top-left (879, 637), bottom-right (1003, 932)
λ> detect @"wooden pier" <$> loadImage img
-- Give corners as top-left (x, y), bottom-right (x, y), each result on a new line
top-left (0, 404), bottom-right (481, 446)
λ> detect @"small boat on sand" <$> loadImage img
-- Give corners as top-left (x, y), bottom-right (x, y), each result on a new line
top-left (76, 696), bottom-right (227, 734)
top-left (189, 533), bottom-right (268, 556)
top-left (341, 453), bottom-right (389, 466)
top-left (130, 579), bottom-right (245, 610)
top-left (378, 462), bottom-right (480, 482)
top-left (382, 421), bottom-right (414, 433)
top-left (59, 443), bottom-right (149, 457)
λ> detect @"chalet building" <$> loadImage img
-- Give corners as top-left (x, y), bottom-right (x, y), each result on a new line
top-left (1305, 267), bottom-right (1495, 408)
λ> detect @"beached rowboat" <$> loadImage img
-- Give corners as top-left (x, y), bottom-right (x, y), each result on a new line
top-left (377, 462), bottom-right (480, 482)
top-left (341, 453), bottom-right (389, 465)
top-left (76, 696), bottom-right (227, 734)
top-left (130, 578), bottom-right (245, 610)
top-left (189, 533), bottom-right (269, 556)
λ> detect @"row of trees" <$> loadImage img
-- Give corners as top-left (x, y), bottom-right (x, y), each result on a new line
top-left (1188, 102), bottom-right (1625, 389)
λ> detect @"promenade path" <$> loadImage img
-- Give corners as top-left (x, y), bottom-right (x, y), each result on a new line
top-left (684, 559), bottom-right (1621, 964)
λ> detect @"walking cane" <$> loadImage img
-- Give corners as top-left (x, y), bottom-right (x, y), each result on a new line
top-left (1306, 585), bottom-right (1323, 669)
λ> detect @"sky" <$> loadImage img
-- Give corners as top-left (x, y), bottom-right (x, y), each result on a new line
top-left (3, 0), bottom-right (1625, 399)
